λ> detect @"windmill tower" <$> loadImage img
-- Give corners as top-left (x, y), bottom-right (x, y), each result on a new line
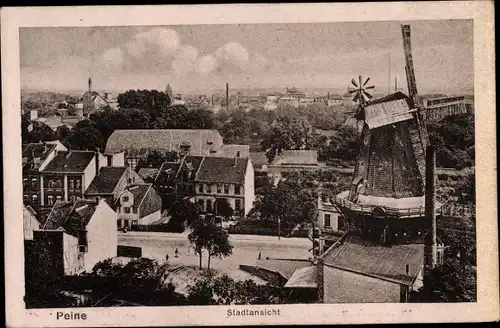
top-left (332, 24), bottom-right (470, 245)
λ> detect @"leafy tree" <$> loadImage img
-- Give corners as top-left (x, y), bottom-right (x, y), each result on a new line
top-left (55, 125), bottom-right (72, 141)
top-left (28, 122), bottom-right (56, 143)
top-left (22, 115), bottom-right (32, 143)
top-left (214, 198), bottom-right (234, 219)
top-left (169, 199), bottom-right (201, 230)
top-left (188, 216), bottom-right (233, 269)
top-left (319, 124), bottom-right (359, 164)
top-left (117, 89), bottom-right (171, 119)
top-left (63, 125), bottom-right (105, 151)
top-left (136, 150), bottom-right (179, 170)
top-left (186, 271), bottom-right (286, 305)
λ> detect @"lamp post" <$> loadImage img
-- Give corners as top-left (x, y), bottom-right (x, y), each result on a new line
top-left (278, 217), bottom-right (281, 240)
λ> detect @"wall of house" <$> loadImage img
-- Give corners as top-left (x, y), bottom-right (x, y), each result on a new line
top-left (108, 152), bottom-right (125, 167)
top-left (138, 187), bottom-right (162, 224)
top-left (322, 265), bottom-right (401, 303)
top-left (23, 172), bottom-right (41, 209)
top-left (23, 207), bottom-right (39, 240)
top-left (318, 207), bottom-right (340, 233)
top-left (84, 200), bottom-right (118, 272)
top-left (83, 156), bottom-right (97, 192)
top-left (63, 233), bottom-right (84, 275)
top-left (138, 210), bottom-right (161, 225)
top-left (244, 159), bottom-right (255, 216)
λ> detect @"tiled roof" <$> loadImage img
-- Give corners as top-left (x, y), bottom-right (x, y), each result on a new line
top-left (322, 235), bottom-right (424, 286)
top-left (256, 259), bottom-right (311, 280)
top-left (137, 168), bottom-right (160, 183)
top-left (195, 156), bottom-right (248, 184)
top-left (249, 152), bottom-right (269, 168)
top-left (104, 129), bottom-right (223, 157)
top-left (364, 99), bottom-right (414, 129)
top-left (121, 184), bottom-right (161, 218)
top-left (85, 167), bottom-right (128, 195)
top-left (42, 150), bottom-right (95, 173)
top-left (274, 150), bottom-right (318, 165)
top-left (216, 144), bottom-right (250, 158)
top-left (42, 199), bottom-right (98, 238)
top-left (22, 142), bottom-right (59, 169)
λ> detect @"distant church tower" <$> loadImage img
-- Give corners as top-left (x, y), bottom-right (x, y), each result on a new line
top-left (88, 77), bottom-right (92, 93)
top-left (165, 84), bottom-right (173, 100)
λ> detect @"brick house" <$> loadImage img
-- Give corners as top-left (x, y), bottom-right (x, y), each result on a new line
top-left (40, 150), bottom-right (107, 209)
top-left (155, 156), bottom-right (255, 217)
top-left (116, 184), bottom-right (162, 229)
top-left (22, 141), bottom-right (68, 211)
top-left (34, 198), bottom-right (118, 275)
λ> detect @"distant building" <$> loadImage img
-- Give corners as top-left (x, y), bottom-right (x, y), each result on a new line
top-left (104, 129), bottom-right (249, 169)
top-left (284, 87), bottom-right (306, 99)
top-left (116, 184), bottom-right (162, 229)
top-left (165, 84), bottom-right (173, 100)
top-left (82, 78), bottom-right (118, 114)
top-left (34, 198), bottom-right (117, 275)
top-left (277, 97), bottom-right (299, 108)
top-left (317, 196), bottom-right (345, 253)
top-left (327, 98), bottom-right (343, 107)
top-left (155, 155), bottom-right (255, 216)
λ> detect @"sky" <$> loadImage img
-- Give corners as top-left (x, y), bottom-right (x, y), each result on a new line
top-left (20, 20), bottom-right (473, 95)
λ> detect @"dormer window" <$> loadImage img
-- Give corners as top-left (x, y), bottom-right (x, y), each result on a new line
top-left (122, 196), bottom-right (129, 202)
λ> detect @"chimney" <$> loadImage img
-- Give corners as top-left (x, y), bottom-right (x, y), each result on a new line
top-left (424, 145), bottom-right (437, 293)
top-left (88, 77), bottom-right (92, 93)
top-left (395, 76), bottom-right (398, 92)
top-left (95, 148), bottom-right (100, 173)
top-left (226, 83), bottom-right (229, 110)
top-left (405, 264), bottom-right (410, 275)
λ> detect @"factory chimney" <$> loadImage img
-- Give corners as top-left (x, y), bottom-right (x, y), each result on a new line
top-left (395, 76), bottom-right (398, 92)
top-left (424, 145), bottom-right (438, 294)
top-left (88, 78), bottom-right (92, 93)
top-left (226, 83), bottom-right (229, 110)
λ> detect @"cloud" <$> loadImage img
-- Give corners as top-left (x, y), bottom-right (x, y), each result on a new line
top-left (197, 55), bottom-right (217, 74)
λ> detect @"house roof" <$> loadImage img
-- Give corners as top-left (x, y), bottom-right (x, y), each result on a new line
top-left (284, 266), bottom-right (317, 288)
top-left (364, 98), bottom-right (414, 129)
top-left (321, 235), bottom-right (424, 286)
top-left (274, 150), bottom-right (318, 166)
top-left (249, 152), bottom-right (269, 168)
top-left (137, 168), bottom-right (160, 183)
top-left (42, 199), bottom-right (98, 238)
top-left (85, 166), bottom-right (128, 195)
top-left (104, 129), bottom-right (223, 157)
top-left (256, 259), bottom-right (312, 280)
top-left (22, 142), bottom-right (59, 169)
top-left (216, 144), bottom-right (250, 158)
top-left (42, 150), bottom-right (95, 173)
top-left (195, 156), bottom-right (248, 184)
top-left (120, 184), bottom-right (161, 218)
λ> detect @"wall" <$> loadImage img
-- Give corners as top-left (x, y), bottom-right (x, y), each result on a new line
top-left (62, 233), bottom-right (84, 275)
top-left (23, 207), bottom-right (39, 240)
top-left (244, 158), bottom-right (255, 216)
top-left (138, 210), bottom-right (161, 225)
top-left (84, 200), bottom-right (118, 272)
top-left (322, 265), bottom-right (401, 303)
top-left (138, 186), bottom-right (162, 223)
top-left (82, 156), bottom-right (97, 192)
top-left (109, 152), bottom-right (125, 167)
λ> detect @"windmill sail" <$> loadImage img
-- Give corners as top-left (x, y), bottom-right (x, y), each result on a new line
top-left (401, 25), bottom-right (419, 101)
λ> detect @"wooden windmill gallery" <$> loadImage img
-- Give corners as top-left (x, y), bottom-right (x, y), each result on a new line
top-left (329, 24), bottom-right (470, 247)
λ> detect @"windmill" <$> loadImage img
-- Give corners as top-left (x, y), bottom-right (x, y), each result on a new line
top-left (347, 75), bottom-right (375, 120)
top-left (331, 24), bottom-right (471, 246)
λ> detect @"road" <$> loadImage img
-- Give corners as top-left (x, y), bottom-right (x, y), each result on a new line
top-left (118, 231), bottom-right (312, 280)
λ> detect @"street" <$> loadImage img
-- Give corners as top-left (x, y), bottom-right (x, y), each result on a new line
top-left (118, 231), bottom-right (312, 280)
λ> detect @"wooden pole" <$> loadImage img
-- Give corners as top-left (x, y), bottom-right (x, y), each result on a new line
top-left (424, 145), bottom-right (437, 294)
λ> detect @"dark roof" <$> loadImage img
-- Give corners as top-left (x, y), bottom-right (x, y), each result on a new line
top-left (122, 184), bottom-right (151, 209)
top-left (42, 199), bottom-right (98, 238)
top-left (42, 150), bottom-right (95, 173)
top-left (249, 150), bottom-right (318, 168)
top-left (85, 167), bottom-right (128, 195)
top-left (256, 259), bottom-right (311, 280)
top-left (322, 235), bottom-right (424, 286)
top-left (195, 156), bottom-right (248, 184)
top-left (104, 129), bottom-right (223, 156)
top-left (22, 142), bottom-right (59, 169)
top-left (217, 144), bottom-right (250, 158)
top-left (137, 168), bottom-right (160, 183)
top-left (249, 152), bottom-right (269, 168)
top-left (368, 91), bottom-right (409, 106)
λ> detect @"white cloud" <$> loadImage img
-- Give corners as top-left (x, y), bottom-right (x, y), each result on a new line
top-left (197, 55), bottom-right (217, 74)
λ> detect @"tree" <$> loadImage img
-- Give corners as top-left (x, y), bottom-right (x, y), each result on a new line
top-left (214, 198), bottom-right (234, 219)
top-left (117, 89), bottom-right (171, 119)
top-left (28, 122), bottom-right (56, 143)
top-left (169, 199), bottom-right (201, 231)
top-left (188, 216), bottom-right (233, 269)
top-left (186, 271), bottom-right (286, 305)
top-left (136, 150), bottom-right (179, 170)
top-left (22, 115), bottom-right (32, 143)
top-left (55, 125), bottom-right (72, 141)
top-left (319, 124), bottom-right (359, 165)
top-left (63, 125), bottom-right (106, 151)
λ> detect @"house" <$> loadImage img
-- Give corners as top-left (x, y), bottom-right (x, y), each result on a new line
top-left (34, 198), bottom-right (118, 275)
top-left (277, 97), bottom-right (299, 108)
top-left (317, 234), bottom-right (437, 303)
top-left (40, 150), bottom-right (107, 208)
top-left (104, 129), bottom-right (248, 169)
top-left (155, 156), bottom-right (255, 216)
top-left (82, 78), bottom-right (117, 114)
top-left (22, 141), bottom-right (68, 210)
top-left (284, 87), bottom-right (306, 99)
top-left (23, 205), bottom-right (39, 241)
top-left (84, 166), bottom-right (144, 207)
top-left (115, 184), bottom-right (162, 229)
top-left (317, 196), bottom-right (345, 254)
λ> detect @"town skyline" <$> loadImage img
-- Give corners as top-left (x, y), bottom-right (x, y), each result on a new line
top-left (20, 20), bottom-right (473, 95)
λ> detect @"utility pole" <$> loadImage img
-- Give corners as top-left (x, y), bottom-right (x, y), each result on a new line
top-left (388, 51), bottom-right (391, 94)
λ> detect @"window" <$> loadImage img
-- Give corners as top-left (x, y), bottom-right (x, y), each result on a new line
top-left (48, 179), bottom-right (54, 188)
top-left (75, 179), bottom-right (81, 189)
top-left (234, 185), bottom-right (241, 195)
top-left (23, 178), bottom-right (28, 187)
top-left (188, 185), bottom-right (194, 195)
top-left (24, 195), bottom-right (28, 202)
top-left (224, 184), bottom-right (229, 194)
top-left (198, 199), bottom-right (205, 211)
top-left (206, 184), bottom-right (212, 193)
top-left (31, 178), bottom-right (37, 188)
top-left (235, 199), bottom-right (242, 211)
top-left (124, 207), bottom-right (131, 214)
top-left (56, 195), bottom-right (62, 202)
top-left (69, 179), bottom-right (74, 190)
top-left (132, 208), bottom-right (137, 214)
top-left (70, 196), bottom-right (76, 202)
top-left (132, 220), bottom-right (138, 225)
top-left (32, 195), bottom-right (38, 202)
top-left (217, 184), bottom-right (222, 194)
top-left (79, 245), bottom-right (88, 253)
top-left (122, 196), bottom-right (129, 202)
top-left (236, 151), bottom-right (241, 158)
top-left (117, 220), bottom-right (122, 229)
top-left (198, 184), bottom-right (204, 193)
top-left (47, 195), bottom-right (54, 205)
top-left (206, 200), bottom-right (212, 213)
top-left (324, 214), bottom-right (331, 227)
